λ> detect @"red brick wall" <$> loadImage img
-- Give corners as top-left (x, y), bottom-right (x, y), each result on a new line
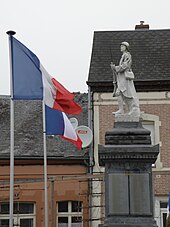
top-left (153, 173), bottom-right (170, 195)
top-left (0, 165), bottom-right (89, 227)
top-left (99, 105), bottom-right (116, 145)
top-left (98, 102), bottom-right (170, 195)
top-left (140, 104), bottom-right (170, 168)
top-left (99, 103), bottom-right (170, 168)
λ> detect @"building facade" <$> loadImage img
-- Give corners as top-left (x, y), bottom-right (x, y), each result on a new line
top-left (0, 94), bottom-right (90, 227)
top-left (87, 23), bottom-right (170, 227)
top-left (1, 23), bottom-right (170, 227)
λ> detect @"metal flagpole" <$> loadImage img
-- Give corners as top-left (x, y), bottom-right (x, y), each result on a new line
top-left (6, 30), bottom-right (16, 227)
top-left (42, 101), bottom-right (48, 227)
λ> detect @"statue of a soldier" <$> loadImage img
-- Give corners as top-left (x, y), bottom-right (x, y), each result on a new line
top-left (110, 42), bottom-right (140, 117)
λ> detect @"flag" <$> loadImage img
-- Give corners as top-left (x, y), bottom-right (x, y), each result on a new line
top-left (45, 105), bottom-right (82, 150)
top-left (166, 193), bottom-right (170, 227)
top-left (11, 36), bottom-right (82, 115)
top-left (10, 35), bottom-right (82, 149)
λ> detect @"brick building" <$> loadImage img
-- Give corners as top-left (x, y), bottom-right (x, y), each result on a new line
top-left (87, 23), bottom-right (170, 227)
top-left (0, 93), bottom-right (90, 227)
top-left (1, 23), bottom-right (170, 227)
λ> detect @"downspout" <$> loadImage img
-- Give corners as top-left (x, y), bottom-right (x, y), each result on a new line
top-left (88, 85), bottom-right (94, 227)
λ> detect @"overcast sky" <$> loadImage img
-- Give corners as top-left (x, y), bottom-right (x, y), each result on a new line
top-left (0, 0), bottom-right (170, 95)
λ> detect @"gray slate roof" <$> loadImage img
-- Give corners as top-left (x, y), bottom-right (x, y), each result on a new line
top-left (0, 93), bottom-right (89, 160)
top-left (87, 29), bottom-right (170, 90)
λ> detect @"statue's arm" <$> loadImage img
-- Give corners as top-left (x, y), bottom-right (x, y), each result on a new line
top-left (115, 53), bottom-right (132, 73)
top-left (110, 62), bottom-right (116, 71)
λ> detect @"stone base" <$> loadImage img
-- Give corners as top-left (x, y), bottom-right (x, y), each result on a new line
top-left (99, 217), bottom-right (158, 227)
top-left (99, 224), bottom-right (157, 227)
top-left (99, 225), bottom-right (157, 227)
top-left (114, 113), bottom-right (140, 122)
top-left (98, 120), bottom-right (159, 227)
top-left (114, 111), bottom-right (145, 122)
top-left (105, 121), bottom-right (151, 145)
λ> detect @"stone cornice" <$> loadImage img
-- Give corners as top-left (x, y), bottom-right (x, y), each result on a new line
top-left (87, 80), bottom-right (170, 92)
top-left (99, 144), bottom-right (159, 166)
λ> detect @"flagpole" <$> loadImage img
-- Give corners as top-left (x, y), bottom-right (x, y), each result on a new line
top-left (42, 101), bottom-right (48, 227)
top-left (6, 30), bottom-right (16, 227)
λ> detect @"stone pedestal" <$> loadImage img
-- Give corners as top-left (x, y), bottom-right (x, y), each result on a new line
top-left (98, 121), bottom-right (159, 227)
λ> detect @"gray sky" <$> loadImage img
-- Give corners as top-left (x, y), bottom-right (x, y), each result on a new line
top-left (0, 0), bottom-right (170, 95)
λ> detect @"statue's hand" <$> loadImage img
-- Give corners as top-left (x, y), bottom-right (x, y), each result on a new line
top-left (110, 62), bottom-right (116, 71)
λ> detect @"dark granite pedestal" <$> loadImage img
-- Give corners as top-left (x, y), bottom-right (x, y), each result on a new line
top-left (98, 121), bottom-right (159, 227)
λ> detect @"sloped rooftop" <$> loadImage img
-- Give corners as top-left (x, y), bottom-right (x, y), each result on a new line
top-left (0, 93), bottom-right (89, 160)
top-left (87, 29), bottom-right (170, 91)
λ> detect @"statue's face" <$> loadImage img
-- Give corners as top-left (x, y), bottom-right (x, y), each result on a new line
top-left (120, 44), bottom-right (126, 52)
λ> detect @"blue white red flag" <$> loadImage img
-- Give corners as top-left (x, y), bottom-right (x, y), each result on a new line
top-left (45, 105), bottom-right (82, 150)
top-left (10, 36), bottom-right (82, 149)
top-left (11, 36), bottom-right (82, 115)
top-left (166, 193), bottom-right (170, 227)
top-left (167, 193), bottom-right (170, 227)
top-left (168, 193), bottom-right (170, 215)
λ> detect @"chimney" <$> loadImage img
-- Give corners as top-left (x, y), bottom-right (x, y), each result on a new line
top-left (135, 21), bottom-right (149, 30)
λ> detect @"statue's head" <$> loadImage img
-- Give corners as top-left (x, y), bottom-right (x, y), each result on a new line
top-left (120, 41), bottom-right (130, 51)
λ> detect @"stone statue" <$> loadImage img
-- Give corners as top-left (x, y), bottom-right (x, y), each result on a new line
top-left (110, 42), bottom-right (140, 118)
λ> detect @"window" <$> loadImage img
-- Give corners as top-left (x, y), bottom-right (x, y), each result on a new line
top-left (154, 197), bottom-right (169, 227)
top-left (57, 201), bottom-right (83, 227)
top-left (0, 202), bottom-right (35, 227)
top-left (142, 113), bottom-right (162, 169)
top-left (142, 121), bottom-right (155, 145)
top-left (160, 202), bottom-right (168, 227)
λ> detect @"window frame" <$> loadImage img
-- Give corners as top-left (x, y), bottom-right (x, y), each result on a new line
top-left (142, 113), bottom-right (162, 169)
top-left (0, 202), bottom-right (36, 227)
top-left (57, 201), bottom-right (83, 227)
top-left (160, 207), bottom-right (168, 227)
top-left (154, 197), bottom-right (168, 227)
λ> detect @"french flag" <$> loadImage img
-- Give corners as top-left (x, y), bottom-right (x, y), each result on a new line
top-left (45, 105), bottom-right (82, 150)
top-left (167, 193), bottom-right (170, 224)
top-left (11, 37), bottom-right (82, 115)
top-left (10, 36), bottom-right (82, 149)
